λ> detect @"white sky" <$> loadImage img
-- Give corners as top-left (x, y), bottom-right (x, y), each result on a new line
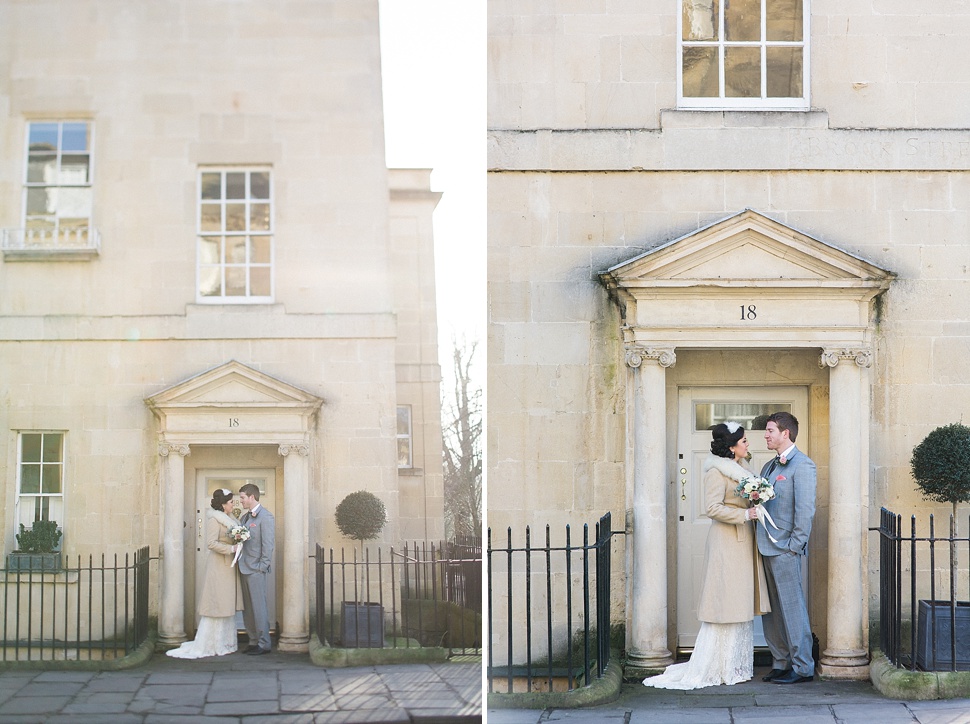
top-left (378, 1), bottom-right (486, 385)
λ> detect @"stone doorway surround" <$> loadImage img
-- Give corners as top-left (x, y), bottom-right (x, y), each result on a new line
top-left (146, 360), bottom-right (322, 653)
top-left (600, 210), bottom-right (895, 680)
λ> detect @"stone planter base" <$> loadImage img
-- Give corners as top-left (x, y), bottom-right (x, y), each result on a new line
top-left (5, 553), bottom-right (62, 572)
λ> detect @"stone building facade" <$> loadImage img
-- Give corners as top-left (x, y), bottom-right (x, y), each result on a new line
top-left (0, 0), bottom-right (444, 652)
top-left (488, 1), bottom-right (970, 680)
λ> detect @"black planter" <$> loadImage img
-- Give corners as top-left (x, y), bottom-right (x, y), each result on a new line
top-left (341, 601), bottom-right (384, 648)
top-left (5, 553), bottom-right (62, 572)
top-left (916, 599), bottom-right (970, 671)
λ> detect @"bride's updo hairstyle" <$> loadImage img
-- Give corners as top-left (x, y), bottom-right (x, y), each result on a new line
top-left (710, 422), bottom-right (744, 459)
top-left (210, 488), bottom-right (234, 510)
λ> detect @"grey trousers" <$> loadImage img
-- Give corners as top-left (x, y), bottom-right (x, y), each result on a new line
top-left (240, 570), bottom-right (271, 651)
top-left (762, 552), bottom-right (814, 676)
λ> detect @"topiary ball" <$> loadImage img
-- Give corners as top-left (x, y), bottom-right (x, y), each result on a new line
top-left (335, 490), bottom-right (387, 542)
top-left (910, 423), bottom-right (970, 505)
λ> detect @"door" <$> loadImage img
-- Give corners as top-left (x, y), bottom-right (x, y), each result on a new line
top-left (676, 387), bottom-right (809, 650)
top-left (195, 469), bottom-right (278, 633)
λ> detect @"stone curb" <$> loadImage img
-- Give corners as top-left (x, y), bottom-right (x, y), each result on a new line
top-left (0, 631), bottom-right (156, 672)
top-left (486, 650), bottom-right (623, 710)
top-left (308, 633), bottom-right (449, 668)
top-left (870, 649), bottom-right (970, 700)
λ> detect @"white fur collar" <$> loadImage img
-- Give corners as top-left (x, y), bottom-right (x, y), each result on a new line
top-left (207, 509), bottom-right (239, 529)
top-left (702, 454), bottom-right (750, 482)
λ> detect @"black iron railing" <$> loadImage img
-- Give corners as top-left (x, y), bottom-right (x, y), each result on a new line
top-left (1, 546), bottom-right (151, 662)
top-left (876, 507), bottom-right (970, 671)
top-left (314, 540), bottom-right (482, 656)
top-left (487, 512), bottom-right (620, 693)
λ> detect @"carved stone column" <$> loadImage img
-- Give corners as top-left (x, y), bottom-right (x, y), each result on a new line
top-left (158, 443), bottom-right (190, 647)
top-left (817, 348), bottom-right (871, 679)
top-left (625, 345), bottom-right (676, 672)
top-left (278, 443), bottom-right (310, 652)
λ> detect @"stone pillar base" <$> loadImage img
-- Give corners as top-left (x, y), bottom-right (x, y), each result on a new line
top-left (277, 635), bottom-right (310, 653)
top-left (625, 650), bottom-right (675, 677)
top-left (818, 649), bottom-right (871, 680)
top-left (156, 634), bottom-right (187, 649)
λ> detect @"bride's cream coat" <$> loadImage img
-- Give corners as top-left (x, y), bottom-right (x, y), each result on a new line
top-left (197, 509), bottom-right (244, 618)
top-left (696, 455), bottom-right (771, 623)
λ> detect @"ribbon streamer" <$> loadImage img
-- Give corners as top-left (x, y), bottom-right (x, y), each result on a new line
top-left (756, 506), bottom-right (780, 544)
top-left (231, 544), bottom-right (243, 568)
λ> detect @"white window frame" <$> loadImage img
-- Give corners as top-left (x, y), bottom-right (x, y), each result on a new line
top-left (196, 167), bottom-right (274, 304)
top-left (397, 405), bottom-right (413, 469)
top-left (677, 0), bottom-right (810, 111)
top-left (15, 431), bottom-right (65, 541)
top-left (19, 120), bottom-right (95, 248)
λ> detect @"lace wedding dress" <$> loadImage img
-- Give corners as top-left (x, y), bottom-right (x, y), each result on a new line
top-left (642, 620), bottom-right (753, 690)
top-left (165, 616), bottom-right (238, 659)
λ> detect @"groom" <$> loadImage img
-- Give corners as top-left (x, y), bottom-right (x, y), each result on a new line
top-left (758, 412), bottom-right (816, 684)
top-left (238, 483), bottom-right (275, 655)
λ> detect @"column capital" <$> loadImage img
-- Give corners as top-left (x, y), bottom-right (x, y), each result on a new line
top-left (819, 347), bottom-right (872, 369)
top-left (278, 443), bottom-right (309, 457)
top-left (625, 344), bottom-right (676, 369)
top-left (158, 443), bottom-right (190, 457)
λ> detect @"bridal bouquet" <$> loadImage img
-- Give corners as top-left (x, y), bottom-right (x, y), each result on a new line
top-left (228, 525), bottom-right (250, 567)
top-left (735, 475), bottom-right (780, 542)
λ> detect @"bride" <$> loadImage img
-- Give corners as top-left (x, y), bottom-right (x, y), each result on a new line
top-left (167, 488), bottom-right (243, 659)
top-left (643, 421), bottom-right (770, 689)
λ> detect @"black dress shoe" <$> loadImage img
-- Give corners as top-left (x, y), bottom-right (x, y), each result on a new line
top-left (241, 645), bottom-right (259, 654)
top-left (246, 646), bottom-right (271, 655)
top-left (771, 670), bottom-right (813, 684)
top-left (762, 668), bottom-right (790, 682)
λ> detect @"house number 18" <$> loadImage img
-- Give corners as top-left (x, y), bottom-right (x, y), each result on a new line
top-left (229, 418), bottom-right (239, 427)
top-left (740, 305), bottom-right (757, 320)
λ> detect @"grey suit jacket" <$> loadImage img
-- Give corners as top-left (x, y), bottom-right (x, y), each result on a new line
top-left (756, 448), bottom-right (816, 557)
top-left (238, 505), bottom-right (275, 575)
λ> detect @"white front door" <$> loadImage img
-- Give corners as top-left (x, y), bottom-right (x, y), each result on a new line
top-left (195, 469), bottom-right (278, 632)
top-left (675, 387), bottom-right (809, 650)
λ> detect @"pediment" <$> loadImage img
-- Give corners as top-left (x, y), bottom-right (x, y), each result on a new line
top-left (602, 210), bottom-right (895, 292)
top-left (146, 360), bottom-right (322, 410)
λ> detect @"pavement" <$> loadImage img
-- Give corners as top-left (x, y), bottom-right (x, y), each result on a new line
top-left (0, 651), bottom-right (482, 723)
top-left (487, 666), bottom-right (970, 724)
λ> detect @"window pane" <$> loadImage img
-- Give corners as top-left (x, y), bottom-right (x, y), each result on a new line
top-left (27, 153), bottom-right (56, 183)
top-left (61, 154), bottom-right (90, 184)
top-left (199, 236), bottom-right (221, 264)
top-left (250, 171), bottom-right (270, 199)
top-left (42, 465), bottom-right (62, 494)
top-left (682, 0), bottom-right (718, 41)
top-left (250, 266), bottom-right (271, 296)
top-left (225, 203), bottom-right (246, 231)
top-left (199, 266), bottom-right (222, 296)
top-left (250, 203), bottom-right (270, 231)
top-left (695, 403), bottom-right (793, 431)
top-left (725, 46), bottom-right (761, 97)
top-left (397, 406), bottom-right (411, 435)
top-left (767, 47), bottom-right (802, 97)
top-left (226, 237), bottom-right (247, 263)
top-left (22, 434), bottom-right (42, 463)
top-left (61, 122), bottom-right (90, 152)
top-left (226, 172), bottom-right (245, 200)
top-left (725, 0), bottom-right (760, 41)
top-left (21, 466), bottom-right (41, 494)
top-left (201, 172), bottom-right (222, 200)
top-left (58, 187), bottom-right (91, 218)
top-left (28, 123), bottom-right (58, 152)
top-left (26, 187), bottom-right (56, 215)
top-left (200, 203), bottom-right (222, 231)
top-left (42, 433), bottom-right (63, 462)
top-left (225, 267), bottom-right (247, 296)
top-left (250, 236), bottom-right (271, 263)
top-left (767, 0), bottom-right (802, 41)
top-left (397, 439), bottom-right (412, 468)
top-left (683, 46), bottom-right (719, 97)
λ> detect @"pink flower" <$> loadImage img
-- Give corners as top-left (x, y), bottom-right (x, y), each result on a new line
top-left (779, 455), bottom-right (788, 464)
top-left (751, 492), bottom-right (760, 500)
top-left (775, 475), bottom-right (786, 482)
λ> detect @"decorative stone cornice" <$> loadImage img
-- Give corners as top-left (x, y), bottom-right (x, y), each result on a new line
top-left (820, 348), bottom-right (872, 369)
top-left (625, 345), bottom-right (677, 369)
top-left (278, 443), bottom-right (309, 457)
top-left (158, 443), bottom-right (190, 457)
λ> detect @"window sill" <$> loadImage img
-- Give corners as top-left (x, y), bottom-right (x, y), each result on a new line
top-left (398, 467), bottom-right (424, 476)
top-left (2, 247), bottom-right (100, 262)
top-left (661, 109), bottom-right (829, 130)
